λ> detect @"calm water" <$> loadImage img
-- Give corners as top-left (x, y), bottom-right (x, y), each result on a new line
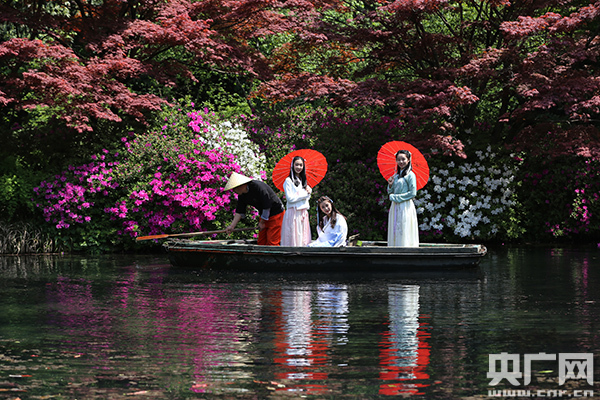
top-left (0, 246), bottom-right (599, 399)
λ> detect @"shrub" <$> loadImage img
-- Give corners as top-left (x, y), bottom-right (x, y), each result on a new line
top-left (414, 147), bottom-right (521, 242)
top-left (106, 135), bottom-right (243, 238)
top-left (33, 157), bottom-right (121, 251)
top-left (33, 104), bottom-right (266, 252)
top-left (517, 156), bottom-right (600, 242)
top-left (239, 105), bottom-right (319, 182)
top-left (0, 156), bottom-right (44, 222)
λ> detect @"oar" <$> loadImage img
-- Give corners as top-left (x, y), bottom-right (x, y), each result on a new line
top-left (135, 227), bottom-right (256, 241)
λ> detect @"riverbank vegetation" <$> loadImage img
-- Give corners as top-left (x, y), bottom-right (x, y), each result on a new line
top-left (1, 0), bottom-right (599, 253)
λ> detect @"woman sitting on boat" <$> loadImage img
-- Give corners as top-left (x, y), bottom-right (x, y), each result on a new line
top-left (308, 196), bottom-right (348, 247)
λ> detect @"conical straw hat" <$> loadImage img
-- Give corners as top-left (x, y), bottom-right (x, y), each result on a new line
top-left (224, 172), bottom-right (253, 191)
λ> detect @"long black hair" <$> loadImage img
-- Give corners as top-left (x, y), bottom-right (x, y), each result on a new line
top-left (395, 150), bottom-right (413, 178)
top-left (289, 156), bottom-right (308, 188)
top-left (316, 196), bottom-right (343, 230)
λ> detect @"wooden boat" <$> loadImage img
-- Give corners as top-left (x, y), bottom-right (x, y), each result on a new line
top-left (163, 239), bottom-right (487, 271)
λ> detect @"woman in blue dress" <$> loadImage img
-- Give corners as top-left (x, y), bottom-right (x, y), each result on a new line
top-left (387, 150), bottom-right (419, 247)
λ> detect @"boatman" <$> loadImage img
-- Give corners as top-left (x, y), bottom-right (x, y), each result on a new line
top-left (224, 172), bottom-right (285, 246)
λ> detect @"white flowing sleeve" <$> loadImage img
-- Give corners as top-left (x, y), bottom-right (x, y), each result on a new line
top-left (330, 216), bottom-right (348, 247)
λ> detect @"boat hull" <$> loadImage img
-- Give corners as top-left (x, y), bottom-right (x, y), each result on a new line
top-left (164, 240), bottom-right (487, 271)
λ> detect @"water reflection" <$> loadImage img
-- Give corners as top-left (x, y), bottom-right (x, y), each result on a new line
top-left (271, 283), bottom-right (429, 395)
top-left (273, 285), bottom-right (350, 393)
top-left (40, 262), bottom-right (263, 395)
top-left (0, 247), bottom-right (598, 398)
top-left (380, 285), bottom-right (430, 395)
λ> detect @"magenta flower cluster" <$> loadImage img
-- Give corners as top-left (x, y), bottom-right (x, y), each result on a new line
top-left (34, 152), bottom-right (119, 229)
top-left (105, 146), bottom-right (241, 237)
top-left (33, 106), bottom-right (248, 240)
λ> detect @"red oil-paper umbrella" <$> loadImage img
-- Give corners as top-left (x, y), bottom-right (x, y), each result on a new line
top-left (377, 141), bottom-right (430, 190)
top-left (272, 149), bottom-right (328, 192)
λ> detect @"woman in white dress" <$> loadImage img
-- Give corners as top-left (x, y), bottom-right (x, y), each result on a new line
top-left (281, 156), bottom-right (312, 246)
top-left (308, 196), bottom-right (347, 247)
top-left (387, 150), bottom-right (419, 247)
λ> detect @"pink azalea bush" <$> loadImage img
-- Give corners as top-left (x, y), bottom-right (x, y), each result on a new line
top-left (34, 153), bottom-right (119, 230)
top-left (105, 131), bottom-right (241, 238)
top-left (33, 104), bottom-right (266, 250)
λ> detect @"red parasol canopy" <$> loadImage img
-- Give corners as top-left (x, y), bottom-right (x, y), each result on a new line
top-left (377, 141), bottom-right (429, 190)
top-left (272, 149), bottom-right (328, 192)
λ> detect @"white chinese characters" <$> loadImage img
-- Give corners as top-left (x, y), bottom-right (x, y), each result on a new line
top-left (487, 352), bottom-right (594, 386)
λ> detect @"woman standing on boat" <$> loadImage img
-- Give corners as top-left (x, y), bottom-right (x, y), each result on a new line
top-left (224, 172), bottom-right (285, 246)
top-left (281, 156), bottom-right (312, 246)
top-left (387, 150), bottom-right (419, 247)
top-left (308, 196), bottom-right (347, 247)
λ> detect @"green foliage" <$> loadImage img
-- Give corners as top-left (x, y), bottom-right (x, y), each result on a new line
top-left (311, 161), bottom-right (386, 240)
top-left (179, 69), bottom-right (253, 118)
top-left (240, 105), bottom-right (321, 183)
top-left (0, 173), bottom-right (28, 221)
top-left (516, 156), bottom-right (600, 242)
top-left (0, 156), bottom-right (45, 222)
top-left (1, 105), bottom-right (135, 175)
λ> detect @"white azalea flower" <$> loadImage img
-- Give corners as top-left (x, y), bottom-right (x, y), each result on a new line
top-left (203, 121), bottom-right (267, 179)
top-left (416, 148), bottom-right (518, 240)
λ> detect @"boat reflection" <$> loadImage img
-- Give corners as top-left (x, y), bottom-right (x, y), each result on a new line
top-left (4, 248), bottom-right (597, 398)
